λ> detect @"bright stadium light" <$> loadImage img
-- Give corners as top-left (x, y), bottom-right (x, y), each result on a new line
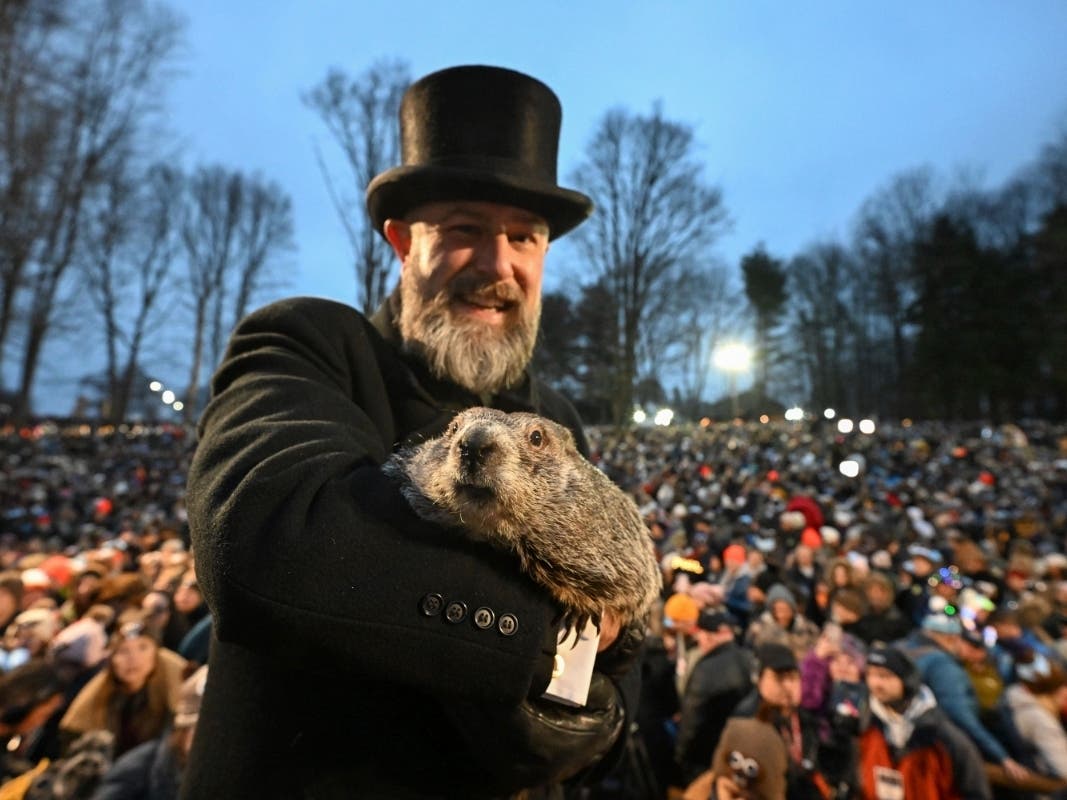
top-left (654, 408), bottom-right (674, 427)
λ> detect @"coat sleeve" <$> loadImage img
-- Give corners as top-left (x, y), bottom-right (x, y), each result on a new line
top-left (186, 298), bottom-right (556, 705)
top-left (938, 716), bottom-right (994, 800)
top-left (922, 653), bottom-right (1009, 763)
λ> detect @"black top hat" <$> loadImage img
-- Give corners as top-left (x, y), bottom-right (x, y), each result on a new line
top-left (365, 65), bottom-right (593, 240)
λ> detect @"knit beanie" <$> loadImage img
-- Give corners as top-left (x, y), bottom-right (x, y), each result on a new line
top-left (765, 584), bottom-right (796, 611)
top-left (867, 645), bottom-right (921, 700)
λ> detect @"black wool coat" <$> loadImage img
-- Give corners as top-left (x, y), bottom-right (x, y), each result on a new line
top-left (181, 295), bottom-right (609, 799)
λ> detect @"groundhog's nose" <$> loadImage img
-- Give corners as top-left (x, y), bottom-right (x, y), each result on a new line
top-left (458, 429), bottom-right (495, 472)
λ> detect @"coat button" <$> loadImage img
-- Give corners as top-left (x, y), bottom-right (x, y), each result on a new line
top-left (419, 593), bottom-right (443, 616)
top-left (445, 601), bottom-right (468, 623)
top-left (498, 614), bottom-right (518, 636)
top-left (473, 607), bottom-right (495, 629)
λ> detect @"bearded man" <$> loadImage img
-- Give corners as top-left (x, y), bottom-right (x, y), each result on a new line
top-left (181, 66), bottom-right (643, 799)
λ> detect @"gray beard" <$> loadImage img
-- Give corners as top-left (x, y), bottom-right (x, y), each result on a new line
top-left (397, 274), bottom-right (540, 397)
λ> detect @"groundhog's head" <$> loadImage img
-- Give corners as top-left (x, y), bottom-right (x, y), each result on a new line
top-left (402, 407), bottom-right (582, 538)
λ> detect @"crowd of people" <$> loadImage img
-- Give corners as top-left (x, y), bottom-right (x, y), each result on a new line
top-left (587, 416), bottom-right (1067, 798)
top-left (0, 415), bottom-right (1065, 798)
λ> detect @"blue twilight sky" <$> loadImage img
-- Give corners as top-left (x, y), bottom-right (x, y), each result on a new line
top-left (31, 1), bottom-right (1067, 411)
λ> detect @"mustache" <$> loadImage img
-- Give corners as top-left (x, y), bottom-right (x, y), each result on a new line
top-left (448, 278), bottom-right (524, 306)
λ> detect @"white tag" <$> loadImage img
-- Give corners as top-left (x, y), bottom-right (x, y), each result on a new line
top-left (874, 766), bottom-right (905, 800)
top-left (541, 618), bottom-right (600, 707)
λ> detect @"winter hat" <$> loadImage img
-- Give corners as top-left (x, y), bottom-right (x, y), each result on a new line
top-left (765, 584), bottom-right (797, 611)
top-left (20, 568), bottom-right (52, 591)
top-left (696, 610), bottom-right (737, 633)
top-left (711, 718), bottom-right (788, 800)
top-left (1016, 652), bottom-right (1067, 695)
top-left (921, 613), bottom-right (962, 636)
top-left (49, 618), bottom-right (108, 670)
top-left (174, 665), bottom-right (208, 728)
top-left (722, 544), bottom-right (747, 566)
top-left (867, 645), bottom-right (921, 699)
top-left (755, 642), bottom-right (798, 674)
top-left (663, 593), bottom-right (699, 628)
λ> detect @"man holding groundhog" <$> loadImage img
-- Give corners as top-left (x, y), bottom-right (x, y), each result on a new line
top-left (182, 66), bottom-right (644, 798)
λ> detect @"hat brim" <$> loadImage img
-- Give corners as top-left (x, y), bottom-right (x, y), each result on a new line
top-left (366, 165), bottom-right (593, 241)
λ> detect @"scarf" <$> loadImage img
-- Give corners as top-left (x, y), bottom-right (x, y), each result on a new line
top-left (869, 685), bottom-right (937, 750)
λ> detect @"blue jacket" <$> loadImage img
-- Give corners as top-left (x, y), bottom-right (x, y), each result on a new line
top-left (903, 632), bottom-right (1009, 764)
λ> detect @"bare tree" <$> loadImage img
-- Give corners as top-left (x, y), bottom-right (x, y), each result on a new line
top-left (82, 163), bottom-right (181, 422)
top-left (180, 165), bottom-right (294, 422)
top-left (305, 59), bottom-right (408, 312)
top-left (851, 167), bottom-right (939, 415)
top-left (0, 0), bottom-right (182, 420)
top-left (569, 104), bottom-right (730, 425)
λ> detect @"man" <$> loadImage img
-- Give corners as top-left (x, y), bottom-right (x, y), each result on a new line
top-left (182, 66), bottom-right (642, 798)
top-left (733, 643), bottom-right (838, 799)
top-left (902, 613), bottom-right (1030, 783)
top-left (852, 571), bottom-right (910, 646)
top-left (675, 611), bottom-right (753, 785)
top-left (859, 645), bottom-right (991, 799)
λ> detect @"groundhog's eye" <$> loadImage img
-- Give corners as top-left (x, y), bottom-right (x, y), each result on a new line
top-left (529, 429), bottom-right (544, 447)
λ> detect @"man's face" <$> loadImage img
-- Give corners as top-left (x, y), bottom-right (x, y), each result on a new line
top-left (386, 201), bottom-right (548, 396)
top-left (757, 667), bottom-right (801, 709)
top-left (866, 665), bottom-right (905, 705)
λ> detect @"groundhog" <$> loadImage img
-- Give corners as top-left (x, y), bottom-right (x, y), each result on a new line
top-left (385, 407), bottom-right (660, 635)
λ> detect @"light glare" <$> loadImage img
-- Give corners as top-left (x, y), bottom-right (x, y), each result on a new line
top-left (837, 418), bottom-right (854, 434)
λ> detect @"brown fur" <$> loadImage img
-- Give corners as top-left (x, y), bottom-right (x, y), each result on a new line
top-left (385, 407), bottom-right (660, 632)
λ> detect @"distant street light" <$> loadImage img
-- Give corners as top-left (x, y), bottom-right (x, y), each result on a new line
top-left (173, 401), bottom-right (185, 412)
top-left (632, 408), bottom-right (647, 424)
top-left (654, 408), bottom-right (674, 427)
top-left (785, 406), bottom-right (804, 422)
top-left (149, 381), bottom-right (162, 392)
top-left (713, 342), bottom-right (752, 417)
top-left (837, 418), bottom-right (854, 434)
top-left (161, 390), bottom-right (175, 405)
top-left (824, 408), bottom-right (836, 419)
top-left (858, 419), bottom-right (876, 434)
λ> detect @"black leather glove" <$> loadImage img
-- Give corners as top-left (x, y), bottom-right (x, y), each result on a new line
top-left (443, 671), bottom-right (625, 795)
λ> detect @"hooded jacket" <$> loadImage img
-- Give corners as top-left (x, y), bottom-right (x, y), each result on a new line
top-left (859, 686), bottom-right (991, 800)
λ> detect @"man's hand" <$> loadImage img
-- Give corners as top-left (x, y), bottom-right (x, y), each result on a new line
top-left (1002, 757), bottom-right (1031, 783)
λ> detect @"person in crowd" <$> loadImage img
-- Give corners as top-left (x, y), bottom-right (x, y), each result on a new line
top-left (825, 586), bottom-right (867, 635)
top-left (785, 544), bottom-right (819, 618)
top-left (745, 584), bottom-right (821, 663)
top-left (733, 643), bottom-right (839, 799)
top-left (958, 626), bottom-right (1005, 716)
top-left (1004, 651), bottom-right (1067, 783)
top-left (182, 65), bottom-right (643, 798)
top-left (853, 572), bottom-right (911, 646)
top-left (60, 610), bottom-right (186, 759)
top-left (859, 645), bottom-right (991, 799)
top-left (168, 569), bottom-right (206, 634)
top-left (800, 623), bottom-right (866, 717)
top-left (0, 660), bottom-right (68, 783)
top-left (59, 564), bottom-right (107, 625)
top-left (719, 544), bottom-right (755, 626)
top-left (140, 590), bottom-right (188, 653)
top-left (902, 612), bottom-right (1032, 783)
top-left (896, 546), bottom-right (940, 626)
top-left (0, 573), bottom-right (24, 635)
top-left (675, 611), bottom-right (753, 785)
top-left (92, 666), bottom-right (208, 800)
top-left (682, 717), bottom-right (789, 800)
